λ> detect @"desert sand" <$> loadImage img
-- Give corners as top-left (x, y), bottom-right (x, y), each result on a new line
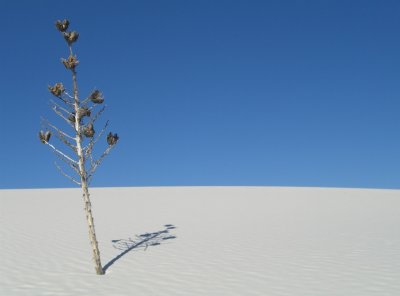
top-left (1, 186), bottom-right (399, 295)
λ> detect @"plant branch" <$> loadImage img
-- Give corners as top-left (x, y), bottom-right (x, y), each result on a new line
top-left (53, 129), bottom-right (77, 154)
top-left (84, 120), bottom-right (109, 156)
top-left (51, 105), bottom-right (75, 128)
top-left (44, 122), bottom-right (77, 153)
top-left (50, 99), bottom-right (74, 116)
top-left (64, 91), bottom-right (75, 100)
top-left (87, 144), bottom-right (115, 183)
top-left (54, 162), bottom-right (81, 185)
top-left (43, 119), bottom-right (75, 141)
top-left (55, 94), bottom-right (74, 106)
top-left (89, 151), bottom-right (95, 171)
top-left (89, 105), bottom-right (106, 125)
top-left (44, 141), bottom-right (79, 173)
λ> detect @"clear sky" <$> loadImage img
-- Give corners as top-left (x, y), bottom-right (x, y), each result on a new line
top-left (0, 0), bottom-right (399, 189)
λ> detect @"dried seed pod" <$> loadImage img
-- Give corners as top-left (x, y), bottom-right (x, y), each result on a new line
top-left (78, 107), bottom-right (91, 118)
top-left (83, 123), bottom-right (95, 138)
top-left (48, 83), bottom-right (65, 97)
top-left (89, 90), bottom-right (104, 104)
top-left (45, 131), bottom-right (51, 142)
top-left (55, 19), bottom-right (69, 32)
top-left (68, 113), bottom-right (76, 123)
top-left (63, 31), bottom-right (79, 45)
top-left (39, 130), bottom-right (51, 143)
top-left (61, 54), bottom-right (79, 70)
top-left (107, 132), bottom-right (119, 145)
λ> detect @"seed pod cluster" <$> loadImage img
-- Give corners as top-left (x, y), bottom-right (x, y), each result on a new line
top-left (89, 90), bottom-right (104, 104)
top-left (63, 31), bottom-right (79, 45)
top-left (78, 107), bottom-right (91, 118)
top-left (107, 132), bottom-right (119, 145)
top-left (83, 123), bottom-right (95, 138)
top-left (55, 19), bottom-right (69, 32)
top-left (39, 130), bottom-right (51, 143)
top-left (55, 19), bottom-right (79, 45)
top-left (62, 54), bottom-right (79, 70)
top-left (48, 82), bottom-right (65, 97)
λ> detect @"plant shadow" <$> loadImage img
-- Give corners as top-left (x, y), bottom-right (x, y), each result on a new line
top-left (103, 224), bottom-right (177, 273)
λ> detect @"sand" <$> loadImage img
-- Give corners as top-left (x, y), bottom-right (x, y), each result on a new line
top-left (1, 186), bottom-right (399, 295)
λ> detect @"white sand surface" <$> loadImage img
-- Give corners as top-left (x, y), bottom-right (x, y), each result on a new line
top-left (1, 186), bottom-right (399, 295)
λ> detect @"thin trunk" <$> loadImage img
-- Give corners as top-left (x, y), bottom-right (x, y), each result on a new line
top-left (71, 60), bottom-right (104, 275)
top-left (81, 179), bottom-right (104, 275)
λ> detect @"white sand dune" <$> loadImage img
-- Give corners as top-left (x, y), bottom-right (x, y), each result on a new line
top-left (1, 186), bottom-right (399, 295)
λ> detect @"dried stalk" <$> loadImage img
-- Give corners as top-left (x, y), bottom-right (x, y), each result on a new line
top-left (64, 91), bottom-right (75, 101)
top-left (87, 144), bottom-right (114, 183)
top-left (44, 141), bottom-right (77, 166)
top-left (54, 162), bottom-right (81, 185)
top-left (45, 121), bottom-right (75, 141)
top-left (50, 99), bottom-right (74, 116)
top-left (88, 105), bottom-right (106, 126)
top-left (85, 120), bottom-right (109, 156)
top-left (51, 105), bottom-right (75, 128)
top-left (40, 19), bottom-right (118, 275)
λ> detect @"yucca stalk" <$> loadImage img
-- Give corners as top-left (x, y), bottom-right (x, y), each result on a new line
top-left (39, 19), bottom-right (119, 275)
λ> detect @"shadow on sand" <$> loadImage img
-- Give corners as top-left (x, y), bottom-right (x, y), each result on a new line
top-left (103, 224), bottom-right (177, 272)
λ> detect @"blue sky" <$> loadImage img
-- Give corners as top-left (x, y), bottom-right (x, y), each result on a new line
top-left (0, 0), bottom-right (399, 189)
